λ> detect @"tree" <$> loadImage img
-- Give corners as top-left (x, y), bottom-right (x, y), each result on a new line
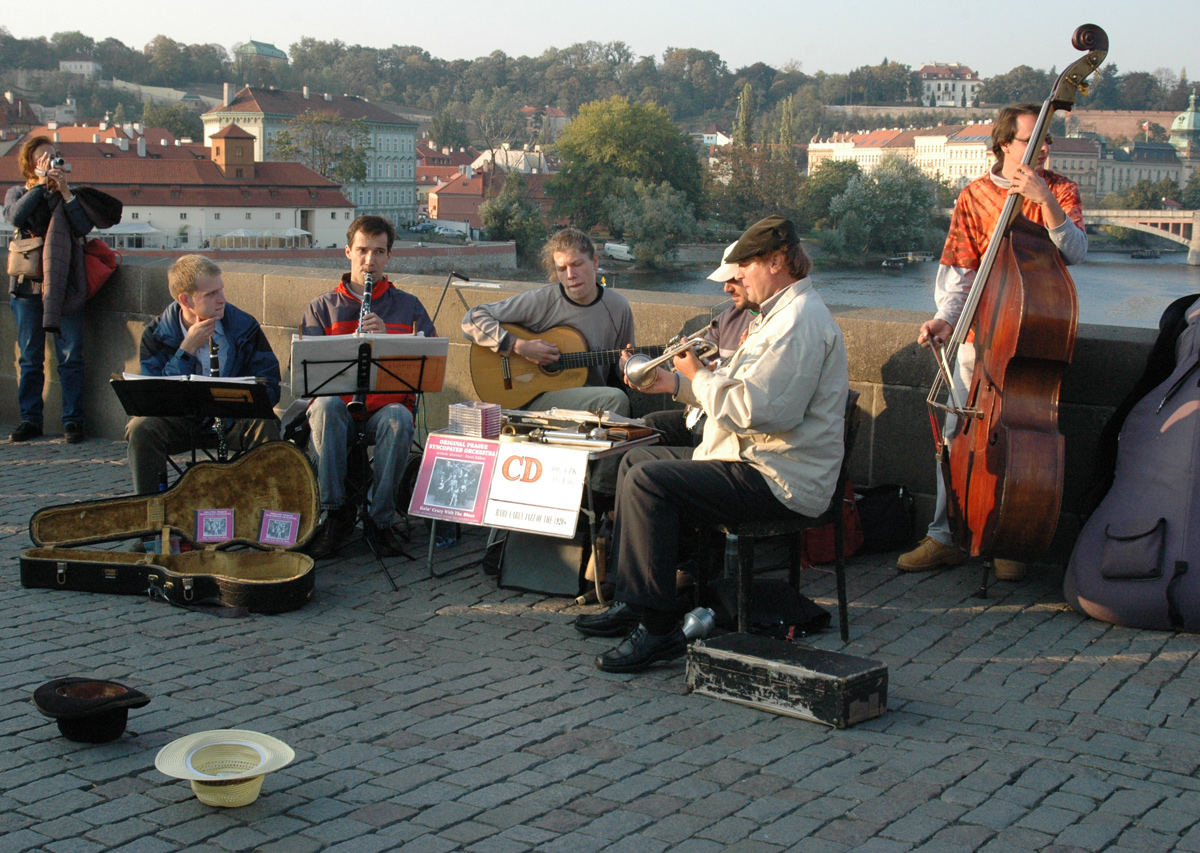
top-left (468, 86), bottom-right (522, 169)
top-left (142, 101), bottom-right (203, 141)
top-left (977, 65), bottom-right (1053, 104)
top-left (272, 111), bottom-right (371, 185)
top-left (1183, 167), bottom-right (1200, 210)
top-left (733, 83), bottom-right (754, 148)
top-left (479, 172), bottom-right (546, 266)
top-left (825, 156), bottom-right (940, 255)
top-left (429, 109), bottom-right (471, 150)
top-left (608, 179), bottom-right (701, 267)
top-left (796, 159), bottom-right (861, 231)
top-left (547, 96), bottom-right (703, 231)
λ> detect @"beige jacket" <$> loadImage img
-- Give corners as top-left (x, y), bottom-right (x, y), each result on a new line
top-left (678, 277), bottom-right (848, 516)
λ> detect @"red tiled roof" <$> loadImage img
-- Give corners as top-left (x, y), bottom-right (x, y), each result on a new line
top-left (26, 125), bottom-right (179, 144)
top-left (1048, 137), bottom-right (1099, 154)
top-left (2, 140), bottom-right (209, 161)
top-left (418, 165), bottom-right (462, 185)
top-left (430, 174), bottom-right (484, 196)
top-left (206, 86), bottom-right (413, 126)
top-left (0, 158), bottom-right (351, 209)
top-left (210, 123), bottom-right (255, 139)
top-left (919, 64), bottom-right (979, 80)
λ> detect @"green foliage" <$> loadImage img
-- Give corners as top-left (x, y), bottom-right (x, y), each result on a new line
top-left (608, 178), bottom-right (701, 267)
top-left (705, 146), bottom-right (803, 231)
top-left (547, 96), bottom-right (703, 231)
top-left (479, 172), bottom-right (546, 266)
top-left (734, 84), bottom-right (754, 148)
top-left (825, 157), bottom-right (940, 255)
top-left (976, 65), bottom-right (1053, 105)
top-left (142, 101), bottom-right (203, 141)
top-left (468, 87), bottom-right (523, 157)
top-left (429, 109), bottom-right (471, 150)
top-left (1184, 168), bottom-right (1200, 210)
top-left (1104, 178), bottom-right (1183, 210)
top-left (272, 111), bottom-right (371, 185)
top-left (796, 160), bottom-right (861, 232)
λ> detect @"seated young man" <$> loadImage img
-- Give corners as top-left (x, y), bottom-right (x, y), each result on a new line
top-left (461, 227), bottom-right (635, 494)
top-left (301, 215), bottom-right (436, 559)
top-left (125, 255), bottom-right (280, 493)
top-left (575, 216), bottom-right (850, 674)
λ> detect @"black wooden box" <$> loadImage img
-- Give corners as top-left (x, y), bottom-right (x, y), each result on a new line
top-left (685, 633), bottom-right (887, 728)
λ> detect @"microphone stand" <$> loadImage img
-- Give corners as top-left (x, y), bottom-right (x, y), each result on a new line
top-left (431, 269), bottom-right (470, 327)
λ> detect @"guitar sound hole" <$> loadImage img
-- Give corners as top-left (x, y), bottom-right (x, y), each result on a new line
top-left (543, 363), bottom-right (563, 375)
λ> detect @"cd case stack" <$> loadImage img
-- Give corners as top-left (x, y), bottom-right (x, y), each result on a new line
top-left (448, 401), bottom-right (502, 439)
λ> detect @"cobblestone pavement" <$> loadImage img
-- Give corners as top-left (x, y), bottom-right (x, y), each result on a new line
top-left (3, 431), bottom-right (1200, 853)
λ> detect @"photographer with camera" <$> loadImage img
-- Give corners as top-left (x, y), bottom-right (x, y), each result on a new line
top-left (4, 135), bottom-right (121, 443)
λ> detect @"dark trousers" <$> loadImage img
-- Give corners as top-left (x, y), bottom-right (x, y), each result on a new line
top-left (611, 447), bottom-right (803, 614)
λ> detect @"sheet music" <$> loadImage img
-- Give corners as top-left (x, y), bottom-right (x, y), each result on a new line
top-left (291, 333), bottom-right (449, 396)
top-left (120, 372), bottom-right (259, 384)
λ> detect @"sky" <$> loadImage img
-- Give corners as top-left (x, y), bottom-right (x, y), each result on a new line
top-left (7, 0), bottom-right (1196, 80)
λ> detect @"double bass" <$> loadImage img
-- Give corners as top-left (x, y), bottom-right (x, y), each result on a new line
top-left (927, 24), bottom-right (1108, 564)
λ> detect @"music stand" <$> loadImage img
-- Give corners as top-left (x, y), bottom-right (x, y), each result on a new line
top-left (111, 374), bottom-right (277, 476)
top-left (292, 334), bottom-right (448, 589)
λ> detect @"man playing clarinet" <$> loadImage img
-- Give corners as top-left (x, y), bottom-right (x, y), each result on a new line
top-left (301, 215), bottom-right (436, 559)
top-left (125, 255), bottom-right (281, 493)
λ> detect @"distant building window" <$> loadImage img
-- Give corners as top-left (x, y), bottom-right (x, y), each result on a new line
top-left (331, 212), bottom-right (337, 220)
top-left (275, 212), bottom-right (281, 219)
top-left (180, 213), bottom-right (187, 220)
top-left (214, 212), bottom-right (220, 220)
top-left (236, 147), bottom-right (243, 157)
top-left (216, 146), bottom-right (221, 157)
top-left (235, 168), bottom-right (243, 178)
top-left (131, 212), bottom-right (139, 220)
top-left (344, 211), bottom-right (350, 219)
top-left (245, 212), bottom-right (252, 220)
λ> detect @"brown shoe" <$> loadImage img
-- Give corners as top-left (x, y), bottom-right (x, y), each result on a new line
top-left (993, 558), bottom-right (1026, 581)
top-left (897, 536), bottom-right (966, 572)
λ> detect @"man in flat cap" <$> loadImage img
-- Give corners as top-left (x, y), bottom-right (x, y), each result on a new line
top-left (576, 215), bottom-right (850, 672)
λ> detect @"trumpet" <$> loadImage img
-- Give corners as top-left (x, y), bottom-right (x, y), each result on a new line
top-left (624, 322), bottom-right (718, 389)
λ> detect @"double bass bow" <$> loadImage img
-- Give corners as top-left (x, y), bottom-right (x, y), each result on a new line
top-left (927, 24), bottom-right (1108, 563)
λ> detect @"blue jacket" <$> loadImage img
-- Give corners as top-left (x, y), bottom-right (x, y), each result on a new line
top-left (140, 302), bottom-right (281, 406)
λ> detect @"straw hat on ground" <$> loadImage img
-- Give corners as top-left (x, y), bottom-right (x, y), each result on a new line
top-left (155, 729), bottom-right (294, 807)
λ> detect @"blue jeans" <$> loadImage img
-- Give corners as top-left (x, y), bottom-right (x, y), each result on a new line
top-left (10, 296), bottom-right (84, 428)
top-left (307, 397), bottom-right (414, 527)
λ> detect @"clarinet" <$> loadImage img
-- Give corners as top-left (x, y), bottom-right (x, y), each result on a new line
top-left (357, 271), bottom-right (374, 337)
top-left (349, 272), bottom-right (374, 415)
top-left (209, 338), bottom-right (229, 461)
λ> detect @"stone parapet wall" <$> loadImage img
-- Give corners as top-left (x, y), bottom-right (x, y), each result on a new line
top-left (1, 258), bottom-right (1155, 560)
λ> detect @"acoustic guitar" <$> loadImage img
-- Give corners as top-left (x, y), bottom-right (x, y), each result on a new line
top-left (469, 323), bottom-right (664, 408)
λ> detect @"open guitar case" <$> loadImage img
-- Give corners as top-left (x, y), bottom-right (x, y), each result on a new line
top-left (20, 441), bottom-right (319, 615)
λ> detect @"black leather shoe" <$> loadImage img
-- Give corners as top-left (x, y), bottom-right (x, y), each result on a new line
top-left (364, 517), bottom-right (410, 557)
top-left (304, 504), bottom-right (358, 559)
top-left (595, 625), bottom-right (688, 673)
top-left (64, 423), bottom-right (84, 444)
top-left (10, 422), bottom-right (42, 442)
top-left (575, 601), bottom-right (640, 637)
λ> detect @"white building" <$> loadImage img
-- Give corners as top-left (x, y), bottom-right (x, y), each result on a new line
top-left (0, 123), bottom-right (352, 249)
top-left (202, 85), bottom-right (419, 225)
top-left (919, 63), bottom-right (981, 108)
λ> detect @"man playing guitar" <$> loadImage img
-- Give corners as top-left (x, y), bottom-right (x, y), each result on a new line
top-left (461, 227), bottom-right (635, 493)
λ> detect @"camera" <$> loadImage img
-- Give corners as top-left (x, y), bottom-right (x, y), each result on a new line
top-left (49, 157), bottom-right (71, 173)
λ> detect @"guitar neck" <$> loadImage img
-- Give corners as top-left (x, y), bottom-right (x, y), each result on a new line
top-left (556, 344), bottom-right (664, 372)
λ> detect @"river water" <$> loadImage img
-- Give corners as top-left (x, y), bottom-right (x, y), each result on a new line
top-left (606, 251), bottom-right (1200, 330)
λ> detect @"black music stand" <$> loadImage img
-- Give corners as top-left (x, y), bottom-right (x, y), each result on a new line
top-left (111, 375), bottom-right (277, 478)
top-left (293, 335), bottom-right (447, 590)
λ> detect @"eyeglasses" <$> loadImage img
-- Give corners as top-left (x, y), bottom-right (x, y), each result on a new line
top-left (1014, 135), bottom-right (1054, 146)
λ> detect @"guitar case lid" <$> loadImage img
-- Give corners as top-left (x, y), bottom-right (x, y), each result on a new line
top-left (29, 441), bottom-right (319, 550)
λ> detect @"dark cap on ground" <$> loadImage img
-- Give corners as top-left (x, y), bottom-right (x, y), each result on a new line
top-left (724, 215), bottom-right (800, 265)
top-left (33, 677), bottom-right (151, 743)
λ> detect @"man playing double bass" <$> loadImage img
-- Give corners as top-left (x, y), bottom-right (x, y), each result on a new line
top-left (898, 103), bottom-right (1088, 580)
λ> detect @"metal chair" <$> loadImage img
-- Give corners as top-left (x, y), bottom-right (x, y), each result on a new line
top-left (697, 390), bottom-right (861, 641)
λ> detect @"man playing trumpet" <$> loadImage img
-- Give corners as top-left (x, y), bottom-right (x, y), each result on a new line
top-left (576, 216), bottom-right (849, 672)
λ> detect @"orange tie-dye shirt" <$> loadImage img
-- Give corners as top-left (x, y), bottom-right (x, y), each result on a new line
top-left (940, 169), bottom-right (1085, 271)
